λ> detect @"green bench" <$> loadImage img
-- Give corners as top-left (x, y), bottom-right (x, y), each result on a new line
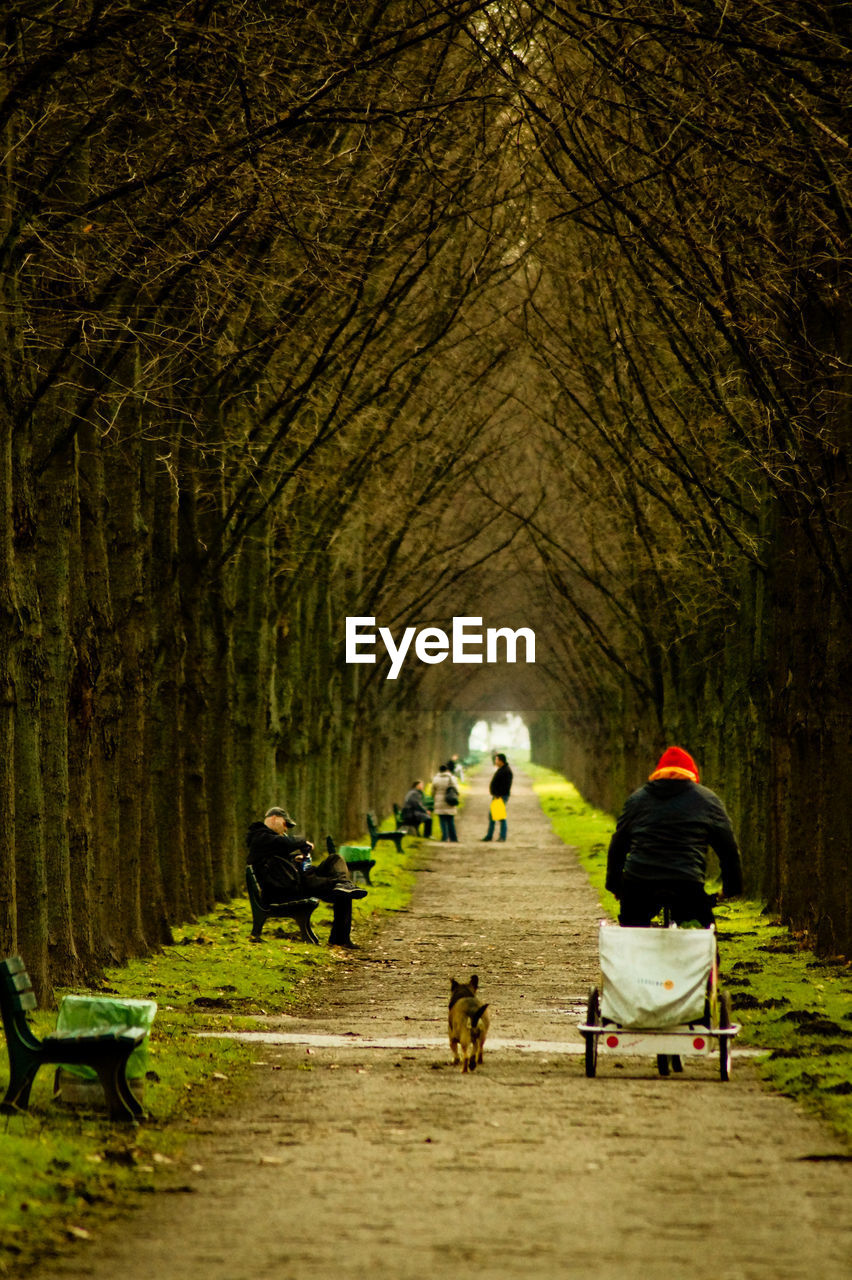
top-left (339, 844), bottom-right (376, 886)
top-left (0, 956), bottom-right (147, 1123)
top-left (366, 811), bottom-right (407, 854)
top-left (393, 803), bottom-right (414, 833)
top-left (245, 866), bottom-right (321, 943)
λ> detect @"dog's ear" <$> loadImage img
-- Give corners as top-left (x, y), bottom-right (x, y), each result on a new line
top-left (469, 974), bottom-right (479, 991)
top-left (450, 977), bottom-right (460, 991)
top-left (471, 1003), bottom-right (489, 1026)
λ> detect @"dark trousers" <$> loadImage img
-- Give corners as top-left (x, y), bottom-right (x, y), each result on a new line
top-left (484, 794), bottom-right (509, 841)
top-left (302, 852), bottom-right (351, 900)
top-left (618, 876), bottom-right (717, 928)
top-left (403, 814), bottom-right (433, 838)
top-left (438, 813), bottom-right (458, 842)
top-left (303, 853), bottom-right (355, 945)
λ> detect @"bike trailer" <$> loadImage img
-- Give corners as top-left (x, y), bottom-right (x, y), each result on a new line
top-left (579, 922), bottom-right (740, 1079)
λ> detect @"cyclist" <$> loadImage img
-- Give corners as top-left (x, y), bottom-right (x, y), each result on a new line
top-left (605, 746), bottom-right (743, 927)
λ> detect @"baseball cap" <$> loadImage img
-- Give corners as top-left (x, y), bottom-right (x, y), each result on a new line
top-left (265, 807), bottom-right (297, 828)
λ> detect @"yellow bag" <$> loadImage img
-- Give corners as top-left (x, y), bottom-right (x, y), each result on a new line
top-left (489, 797), bottom-right (507, 821)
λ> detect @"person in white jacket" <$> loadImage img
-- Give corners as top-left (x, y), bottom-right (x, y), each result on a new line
top-left (431, 765), bottom-right (459, 843)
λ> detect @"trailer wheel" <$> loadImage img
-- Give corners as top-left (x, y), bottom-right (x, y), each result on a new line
top-left (656, 1054), bottom-right (671, 1076)
top-left (671, 1055), bottom-right (684, 1072)
top-left (719, 991), bottom-right (732, 1081)
top-left (585, 987), bottom-right (600, 1078)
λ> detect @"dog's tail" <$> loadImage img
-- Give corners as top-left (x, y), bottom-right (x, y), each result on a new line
top-left (471, 1003), bottom-right (489, 1028)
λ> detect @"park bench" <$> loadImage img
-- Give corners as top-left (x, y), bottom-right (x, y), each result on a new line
top-left (394, 800), bottom-right (433, 838)
top-left (366, 811), bottom-right (407, 854)
top-left (0, 956), bottom-right (146, 1123)
top-left (393, 803), bottom-right (415, 834)
top-left (245, 865), bottom-right (321, 943)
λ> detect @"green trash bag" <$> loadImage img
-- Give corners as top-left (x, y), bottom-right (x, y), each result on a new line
top-left (55, 995), bottom-right (158, 1080)
top-left (340, 844), bottom-right (372, 863)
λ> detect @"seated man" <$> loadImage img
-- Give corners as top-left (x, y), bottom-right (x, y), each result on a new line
top-left (401, 779), bottom-right (433, 838)
top-left (246, 806), bottom-right (366, 948)
top-left (605, 746), bottom-right (743, 927)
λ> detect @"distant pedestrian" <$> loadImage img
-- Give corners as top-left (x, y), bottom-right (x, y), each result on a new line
top-left (432, 764), bottom-right (460, 843)
top-left (401, 780), bottom-right (433, 839)
top-left (482, 753), bottom-right (512, 842)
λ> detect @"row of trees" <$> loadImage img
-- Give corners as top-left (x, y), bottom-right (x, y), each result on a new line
top-left (505, 2), bottom-right (851, 954)
top-left (0, 1), bottom-right (533, 994)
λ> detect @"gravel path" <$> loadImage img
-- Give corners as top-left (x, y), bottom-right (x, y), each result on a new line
top-left (37, 770), bottom-right (851, 1279)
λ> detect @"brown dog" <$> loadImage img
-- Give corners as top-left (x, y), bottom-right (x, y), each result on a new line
top-left (448, 975), bottom-right (490, 1073)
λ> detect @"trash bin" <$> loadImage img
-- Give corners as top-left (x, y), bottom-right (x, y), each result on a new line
top-left (339, 845), bottom-right (374, 885)
top-left (53, 995), bottom-right (157, 1109)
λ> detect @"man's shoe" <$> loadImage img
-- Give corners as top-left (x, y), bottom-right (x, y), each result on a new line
top-left (332, 882), bottom-right (368, 899)
top-left (480, 837), bottom-right (492, 842)
top-left (330, 939), bottom-right (360, 949)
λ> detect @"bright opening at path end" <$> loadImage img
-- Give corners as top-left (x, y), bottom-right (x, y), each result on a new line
top-left (469, 714), bottom-right (530, 754)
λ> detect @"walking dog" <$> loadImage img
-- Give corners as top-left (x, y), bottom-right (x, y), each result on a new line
top-left (448, 974), bottom-right (490, 1073)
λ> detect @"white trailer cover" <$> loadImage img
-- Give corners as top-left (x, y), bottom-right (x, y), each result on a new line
top-left (599, 923), bottom-right (716, 1029)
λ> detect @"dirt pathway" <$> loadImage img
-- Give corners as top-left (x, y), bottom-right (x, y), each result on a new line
top-left (39, 771), bottom-right (851, 1280)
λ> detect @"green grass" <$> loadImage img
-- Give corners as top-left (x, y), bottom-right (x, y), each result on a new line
top-left (526, 761), bottom-right (852, 1144)
top-left (0, 823), bottom-right (421, 1273)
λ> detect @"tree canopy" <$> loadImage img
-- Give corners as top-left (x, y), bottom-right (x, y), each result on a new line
top-left (1, 1), bottom-right (849, 992)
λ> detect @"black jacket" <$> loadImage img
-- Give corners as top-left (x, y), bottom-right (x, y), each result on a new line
top-left (490, 763), bottom-right (513, 799)
top-left (605, 778), bottom-right (743, 897)
top-left (401, 788), bottom-right (431, 825)
top-left (246, 821), bottom-right (311, 899)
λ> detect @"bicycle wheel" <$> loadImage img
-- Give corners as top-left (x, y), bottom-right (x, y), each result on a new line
top-left (719, 991), bottom-right (732, 1081)
top-left (585, 987), bottom-right (600, 1078)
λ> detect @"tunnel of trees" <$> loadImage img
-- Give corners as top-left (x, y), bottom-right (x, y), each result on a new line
top-left (1, 1), bottom-right (849, 996)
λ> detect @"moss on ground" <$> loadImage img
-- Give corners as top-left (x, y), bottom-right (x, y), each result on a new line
top-left (527, 761), bottom-right (852, 1144)
top-left (0, 820), bottom-right (421, 1273)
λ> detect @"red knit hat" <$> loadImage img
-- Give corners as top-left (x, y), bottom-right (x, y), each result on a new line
top-left (649, 745), bottom-right (700, 782)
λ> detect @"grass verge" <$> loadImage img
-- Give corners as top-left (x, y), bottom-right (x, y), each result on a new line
top-left (0, 822), bottom-right (421, 1274)
top-left (526, 761), bottom-right (852, 1144)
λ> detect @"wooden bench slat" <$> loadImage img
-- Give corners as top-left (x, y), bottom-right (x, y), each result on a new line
top-left (261, 897), bottom-right (320, 910)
